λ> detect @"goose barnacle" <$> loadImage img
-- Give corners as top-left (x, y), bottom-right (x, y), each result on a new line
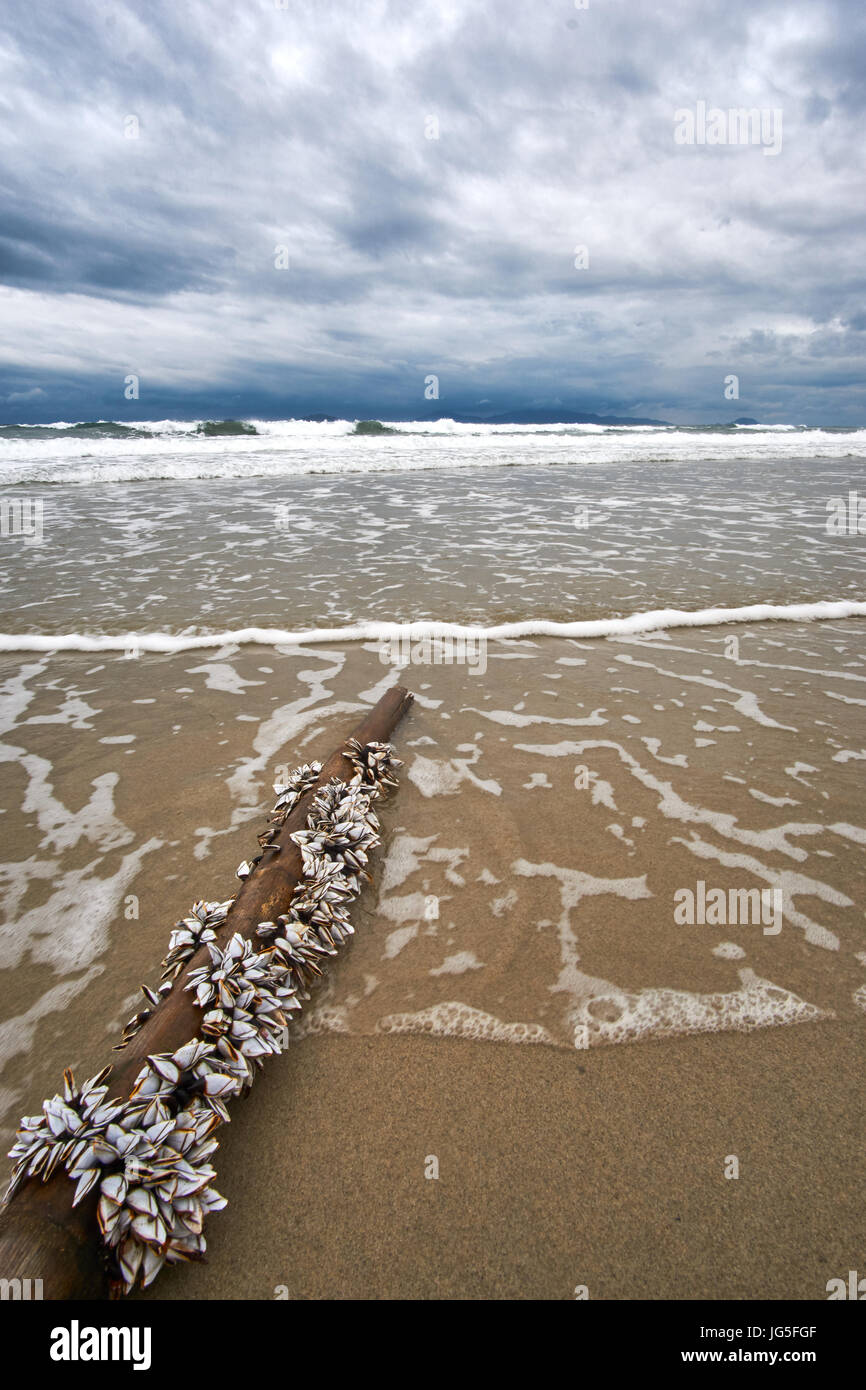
top-left (161, 899), bottom-right (234, 983)
top-left (5, 744), bottom-right (401, 1292)
top-left (4, 1066), bottom-right (120, 1204)
top-left (343, 738), bottom-right (401, 796)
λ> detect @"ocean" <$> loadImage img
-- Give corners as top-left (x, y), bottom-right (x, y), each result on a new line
top-left (1, 419), bottom-right (864, 1297)
top-left (1, 417), bottom-right (865, 488)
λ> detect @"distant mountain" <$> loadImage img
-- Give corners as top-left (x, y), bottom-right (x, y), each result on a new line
top-left (285, 408), bottom-right (768, 428)
top-left (447, 407), bottom-right (671, 427)
top-left (702, 417), bottom-right (762, 427)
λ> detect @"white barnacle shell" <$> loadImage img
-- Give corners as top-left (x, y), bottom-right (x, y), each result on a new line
top-left (16, 766), bottom-right (388, 1290)
top-left (4, 1066), bottom-right (122, 1203)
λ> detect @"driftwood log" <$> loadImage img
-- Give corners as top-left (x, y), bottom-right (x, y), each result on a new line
top-left (0, 684), bottom-right (414, 1299)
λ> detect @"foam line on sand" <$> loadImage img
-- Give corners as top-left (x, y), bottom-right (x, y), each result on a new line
top-left (0, 600), bottom-right (864, 654)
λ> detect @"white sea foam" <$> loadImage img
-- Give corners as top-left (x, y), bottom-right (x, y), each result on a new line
top-left (0, 965), bottom-right (106, 1097)
top-left (570, 969), bottom-right (830, 1048)
top-left (1, 418), bottom-right (864, 486)
top-left (2, 600), bottom-right (865, 654)
top-left (408, 750), bottom-right (502, 798)
top-left (376, 1001), bottom-right (557, 1046)
top-left (429, 951), bottom-right (484, 976)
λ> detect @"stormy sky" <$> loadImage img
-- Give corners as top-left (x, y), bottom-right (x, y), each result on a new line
top-left (0, 0), bottom-right (863, 424)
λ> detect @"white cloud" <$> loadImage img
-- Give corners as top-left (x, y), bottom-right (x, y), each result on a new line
top-left (0, 0), bottom-right (863, 420)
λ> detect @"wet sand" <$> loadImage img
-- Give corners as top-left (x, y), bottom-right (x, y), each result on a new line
top-left (1, 624), bottom-right (864, 1299)
top-left (135, 1017), bottom-right (866, 1301)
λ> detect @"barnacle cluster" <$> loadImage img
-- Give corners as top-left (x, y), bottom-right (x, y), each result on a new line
top-left (185, 933), bottom-right (301, 1062)
top-left (5, 1066), bottom-right (120, 1205)
top-left (96, 1038), bottom-right (252, 1286)
top-left (343, 738), bottom-right (401, 795)
top-left (293, 780), bottom-right (380, 880)
top-left (272, 761), bottom-right (323, 819)
top-left (250, 760), bottom-right (324, 867)
top-left (115, 980), bottom-right (175, 1052)
top-left (117, 763), bottom-right (328, 1047)
top-left (3, 1042), bottom-right (246, 1288)
top-left (4, 742), bottom-right (399, 1294)
top-left (114, 900), bottom-right (235, 1053)
top-left (161, 899), bottom-right (235, 986)
top-left (97, 1104), bottom-right (225, 1289)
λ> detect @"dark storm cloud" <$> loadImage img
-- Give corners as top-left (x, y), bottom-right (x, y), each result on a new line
top-left (0, 0), bottom-right (863, 422)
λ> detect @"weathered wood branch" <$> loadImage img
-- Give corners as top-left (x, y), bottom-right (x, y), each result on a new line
top-left (0, 684), bottom-right (413, 1299)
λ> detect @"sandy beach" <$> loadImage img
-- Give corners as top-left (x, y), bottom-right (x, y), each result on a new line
top-left (3, 0), bottom-right (866, 1331)
top-left (2, 616), bottom-right (864, 1299)
top-left (134, 1020), bottom-right (865, 1301)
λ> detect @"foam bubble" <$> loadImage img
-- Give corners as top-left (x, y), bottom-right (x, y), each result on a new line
top-left (291, 1004), bottom-right (352, 1038)
top-left (712, 942), bottom-right (747, 960)
top-left (376, 1001), bottom-right (556, 1046)
top-left (429, 952), bottom-right (484, 976)
top-left (571, 969), bottom-right (830, 1048)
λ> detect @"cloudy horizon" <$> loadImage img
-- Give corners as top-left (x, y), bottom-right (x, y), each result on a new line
top-left (0, 0), bottom-right (864, 425)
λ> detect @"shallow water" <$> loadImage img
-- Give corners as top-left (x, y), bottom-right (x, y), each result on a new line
top-left (1, 621), bottom-right (864, 1146)
top-left (0, 455), bottom-right (864, 638)
top-left (1, 451), bottom-right (864, 1148)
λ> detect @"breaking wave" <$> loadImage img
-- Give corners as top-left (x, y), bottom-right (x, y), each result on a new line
top-left (1, 600), bottom-right (864, 654)
top-left (0, 418), bottom-right (864, 486)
